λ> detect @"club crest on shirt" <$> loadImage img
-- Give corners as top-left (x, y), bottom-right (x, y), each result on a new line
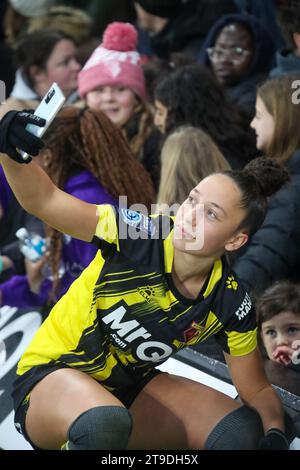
top-left (119, 209), bottom-right (156, 236)
top-left (184, 320), bottom-right (206, 343)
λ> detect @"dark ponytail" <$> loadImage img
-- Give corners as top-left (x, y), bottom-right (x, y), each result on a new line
top-left (223, 158), bottom-right (290, 236)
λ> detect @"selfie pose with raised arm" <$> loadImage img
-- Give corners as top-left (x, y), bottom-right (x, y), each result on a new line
top-left (0, 110), bottom-right (293, 450)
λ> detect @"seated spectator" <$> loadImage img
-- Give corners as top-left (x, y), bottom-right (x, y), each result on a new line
top-left (233, 74), bottom-right (300, 295)
top-left (78, 22), bottom-right (161, 188)
top-left (154, 64), bottom-right (258, 169)
top-left (199, 13), bottom-right (276, 120)
top-left (133, 0), bottom-right (238, 60)
top-left (270, 3), bottom-right (300, 78)
top-left (0, 30), bottom-right (81, 119)
top-left (256, 281), bottom-right (300, 371)
top-left (157, 126), bottom-right (230, 212)
top-left (0, 107), bottom-right (155, 311)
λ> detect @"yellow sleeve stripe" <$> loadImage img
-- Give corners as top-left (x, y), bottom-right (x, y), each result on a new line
top-left (226, 328), bottom-right (257, 357)
top-left (95, 204), bottom-right (119, 250)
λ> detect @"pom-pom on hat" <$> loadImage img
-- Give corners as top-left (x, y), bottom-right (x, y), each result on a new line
top-left (78, 22), bottom-right (146, 100)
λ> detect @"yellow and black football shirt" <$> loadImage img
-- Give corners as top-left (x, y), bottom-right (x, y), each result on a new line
top-left (13, 205), bottom-right (257, 410)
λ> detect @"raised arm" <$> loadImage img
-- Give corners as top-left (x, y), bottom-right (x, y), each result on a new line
top-left (0, 111), bottom-right (98, 241)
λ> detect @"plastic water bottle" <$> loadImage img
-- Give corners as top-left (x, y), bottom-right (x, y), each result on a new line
top-left (16, 227), bottom-right (46, 262)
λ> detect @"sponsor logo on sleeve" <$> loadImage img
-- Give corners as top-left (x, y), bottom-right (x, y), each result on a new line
top-left (235, 293), bottom-right (252, 320)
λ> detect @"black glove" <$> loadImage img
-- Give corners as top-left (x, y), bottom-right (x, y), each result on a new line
top-left (258, 428), bottom-right (289, 450)
top-left (0, 110), bottom-right (46, 163)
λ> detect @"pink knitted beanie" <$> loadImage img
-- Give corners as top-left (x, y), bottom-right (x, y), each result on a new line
top-left (78, 22), bottom-right (146, 100)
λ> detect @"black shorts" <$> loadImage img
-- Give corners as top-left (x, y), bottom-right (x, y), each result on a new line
top-left (13, 364), bottom-right (162, 450)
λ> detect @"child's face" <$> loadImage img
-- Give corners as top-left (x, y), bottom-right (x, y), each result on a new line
top-left (250, 96), bottom-right (275, 152)
top-left (261, 311), bottom-right (300, 365)
top-left (86, 85), bottom-right (138, 127)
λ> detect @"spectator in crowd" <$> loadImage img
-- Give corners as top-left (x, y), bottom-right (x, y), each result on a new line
top-left (133, 0), bottom-right (238, 60)
top-left (199, 14), bottom-right (276, 120)
top-left (154, 64), bottom-right (258, 169)
top-left (270, 3), bottom-right (300, 77)
top-left (0, 30), bottom-right (81, 119)
top-left (0, 107), bottom-right (155, 310)
top-left (78, 22), bottom-right (161, 188)
top-left (233, 75), bottom-right (300, 295)
top-left (256, 281), bottom-right (300, 371)
top-left (157, 126), bottom-right (230, 211)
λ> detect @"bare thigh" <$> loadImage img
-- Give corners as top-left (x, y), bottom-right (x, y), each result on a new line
top-left (25, 368), bottom-right (124, 449)
top-left (129, 373), bottom-right (240, 450)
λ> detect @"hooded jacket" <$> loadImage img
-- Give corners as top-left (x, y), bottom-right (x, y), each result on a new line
top-left (0, 170), bottom-right (117, 309)
top-left (199, 13), bottom-right (276, 117)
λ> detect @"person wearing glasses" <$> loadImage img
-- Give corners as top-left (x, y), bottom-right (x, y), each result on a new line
top-left (198, 13), bottom-right (276, 121)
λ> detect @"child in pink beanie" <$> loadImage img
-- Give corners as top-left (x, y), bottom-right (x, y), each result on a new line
top-left (78, 22), bottom-right (161, 188)
top-left (78, 22), bottom-right (146, 106)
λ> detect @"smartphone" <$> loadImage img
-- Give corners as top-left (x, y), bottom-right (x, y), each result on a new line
top-left (19, 82), bottom-right (66, 161)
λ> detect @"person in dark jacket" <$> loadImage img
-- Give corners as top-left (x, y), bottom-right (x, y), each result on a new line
top-left (199, 13), bottom-right (276, 120)
top-left (233, 74), bottom-right (300, 296)
top-left (133, 0), bottom-right (238, 60)
top-left (0, 107), bottom-right (155, 310)
top-left (270, 3), bottom-right (300, 78)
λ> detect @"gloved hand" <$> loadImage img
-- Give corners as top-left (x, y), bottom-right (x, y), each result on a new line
top-left (258, 428), bottom-right (289, 450)
top-left (0, 110), bottom-right (46, 163)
